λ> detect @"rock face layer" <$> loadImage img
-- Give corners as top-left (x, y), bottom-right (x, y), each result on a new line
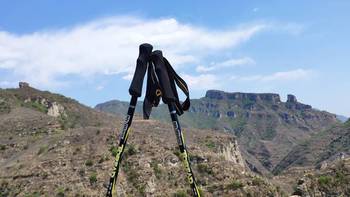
top-left (205, 90), bottom-right (281, 103)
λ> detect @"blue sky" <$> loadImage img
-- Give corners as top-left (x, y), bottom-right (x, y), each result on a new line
top-left (0, 1), bottom-right (349, 116)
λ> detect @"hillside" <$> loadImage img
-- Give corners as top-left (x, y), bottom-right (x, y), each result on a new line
top-left (95, 90), bottom-right (339, 174)
top-left (0, 85), bottom-right (285, 196)
top-left (273, 120), bottom-right (350, 174)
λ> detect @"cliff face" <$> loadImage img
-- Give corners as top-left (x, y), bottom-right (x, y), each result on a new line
top-left (192, 90), bottom-right (337, 173)
top-left (205, 90), bottom-right (282, 103)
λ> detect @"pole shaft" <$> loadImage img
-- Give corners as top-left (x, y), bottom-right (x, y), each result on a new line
top-left (106, 96), bottom-right (137, 197)
top-left (168, 103), bottom-right (201, 197)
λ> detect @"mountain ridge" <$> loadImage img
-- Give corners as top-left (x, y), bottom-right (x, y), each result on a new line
top-left (95, 89), bottom-right (339, 174)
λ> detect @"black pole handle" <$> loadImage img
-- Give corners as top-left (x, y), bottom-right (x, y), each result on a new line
top-left (151, 50), bottom-right (176, 103)
top-left (129, 43), bottom-right (153, 97)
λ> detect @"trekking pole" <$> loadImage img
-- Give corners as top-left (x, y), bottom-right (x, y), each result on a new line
top-left (150, 50), bottom-right (201, 197)
top-left (168, 103), bottom-right (201, 197)
top-left (106, 43), bottom-right (153, 197)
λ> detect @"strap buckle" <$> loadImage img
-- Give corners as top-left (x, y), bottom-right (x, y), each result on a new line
top-left (156, 89), bottom-right (162, 96)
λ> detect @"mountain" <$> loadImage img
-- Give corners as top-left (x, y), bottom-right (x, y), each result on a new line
top-left (273, 155), bottom-right (350, 196)
top-left (273, 119), bottom-right (350, 174)
top-left (95, 90), bottom-right (339, 174)
top-left (336, 114), bottom-right (349, 123)
top-left (0, 84), bottom-right (284, 196)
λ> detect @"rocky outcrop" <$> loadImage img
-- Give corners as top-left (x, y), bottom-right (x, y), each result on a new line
top-left (220, 139), bottom-right (245, 168)
top-left (19, 82), bottom-right (29, 89)
top-left (23, 97), bottom-right (65, 117)
top-left (283, 94), bottom-right (312, 110)
top-left (47, 102), bottom-right (65, 117)
top-left (205, 90), bottom-right (281, 103)
top-left (287, 94), bottom-right (297, 103)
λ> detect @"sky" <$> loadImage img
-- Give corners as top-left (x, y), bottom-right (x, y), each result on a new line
top-left (0, 0), bottom-right (349, 116)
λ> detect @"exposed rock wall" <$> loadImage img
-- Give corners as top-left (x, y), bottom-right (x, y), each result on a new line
top-left (24, 97), bottom-right (65, 117)
top-left (205, 90), bottom-right (281, 103)
top-left (47, 102), bottom-right (65, 117)
top-left (220, 139), bottom-right (245, 168)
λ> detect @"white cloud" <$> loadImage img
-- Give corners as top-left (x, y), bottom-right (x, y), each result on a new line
top-left (196, 57), bottom-right (255, 73)
top-left (96, 85), bottom-right (104, 91)
top-left (181, 74), bottom-right (220, 90)
top-left (232, 69), bottom-right (314, 82)
top-left (0, 81), bottom-right (16, 88)
top-left (0, 16), bottom-right (265, 88)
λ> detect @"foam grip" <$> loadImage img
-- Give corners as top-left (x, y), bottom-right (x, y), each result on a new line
top-left (129, 43), bottom-right (153, 97)
top-left (151, 50), bottom-right (176, 103)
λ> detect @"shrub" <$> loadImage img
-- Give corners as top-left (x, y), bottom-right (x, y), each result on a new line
top-left (89, 173), bottom-right (97, 185)
top-left (37, 146), bottom-right (47, 155)
top-left (197, 163), bottom-right (213, 175)
top-left (78, 169), bottom-right (85, 176)
top-left (252, 176), bottom-right (264, 186)
top-left (98, 154), bottom-right (108, 163)
top-left (205, 140), bottom-right (216, 149)
top-left (318, 175), bottom-right (332, 186)
top-left (85, 159), bottom-right (93, 167)
top-left (125, 144), bottom-right (137, 156)
top-left (109, 146), bottom-right (119, 157)
top-left (173, 190), bottom-right (187, 197)
top-left (0, 144), bottom-right (6, 151)
top-left (24, 192), bottom-right (41, 197)
top-left (227, 180), bottom-right (244, 190)
top-left (56, 187), bottom-right (65, 197)
top-left (150, 160), bottom-right (163, 179)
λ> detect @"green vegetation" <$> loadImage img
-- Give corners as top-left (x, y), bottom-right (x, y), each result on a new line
top-left (251, 176), bottom-right (264, 186)
top-left (173, 149), bottom-right (181, 159)
top-left (78, 169), bottom-right (85, 176)
top-left (58, 113), bottom-right (77, 130)
top-left (0, 181), bottom-right (10, 197)
top-left (109, 146), bottom-right (119, 157)
top-left (242, 98), bottom-right (256, 107)
top-left (22, 101), bottom-right (48, 113)
top-left (24, 192), bottom-right (41, 197)
top-left (56, 187), bottom-right (65, 197)
top-left (197, 163), bottom-right (213, 175)
top-left (89, 173), bottom-right (97, 185)
top-left (109, 144), bottom-right (136, 158)
top-left (122, 160), bottom-right (145, 195)
top-left (98, 154), bottom-right (108, 163)
top-left (204, 138), bottom-right (216, 149)
top-left (85, 159), bottom-right (93, 167)
top-left (345, 119), bottom-right (350, 127)
top-left (0, 99), bottom-right (11, 114)
top-left (124, 144), bottom-right (137, 156)
top-left (0, 144), bottom-right (6, 151)
top-left (318, 175), bottom-right (332, 186)
top-left (37, 145), bottom-right (47, 155)
top-left (172, 190), bottom-right (187, 197)
top-left (229, 118), bottom-right (246, 137)
top-left (261, 125), bottom-right (277, 141)
top-left (150, 160), bottom-right (163, 179)
top-left (227, 180), bottom-right (244, 190)
top-left (136, 184), bottom-right (146, 196)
